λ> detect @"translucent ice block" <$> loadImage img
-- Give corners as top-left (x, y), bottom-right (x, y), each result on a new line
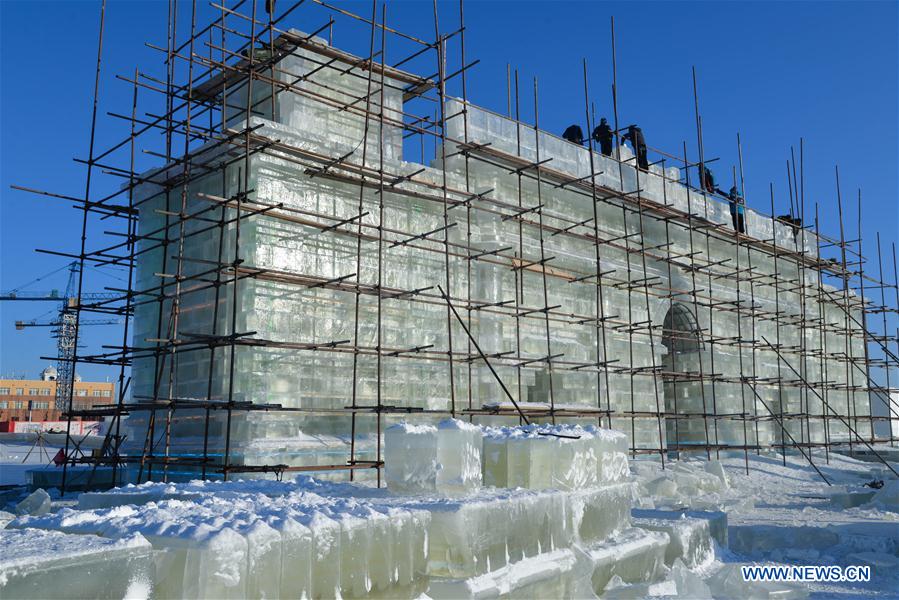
top-left (424, 483), bottom-right (631, 579)
top-left (0, 528), bottom-right (154, 600)
top-left (304, 511), bottom-right (342, 598)
top-left (632, 514), bottom-right (713, 567)
top-left (266, 516), bottom-right (313, 599)
top-left (385, 422), bottom-right (439, 494)
top-left (426, 547), bottom-right (591, 600)
top-left (436, 419), bottom-right (483, 494)
top-left (582, 527), bottom-right (669, 593)
top-left (15, 488), bottom-right (51, 516)
top-left (483, 424), bottom-right (628, 491)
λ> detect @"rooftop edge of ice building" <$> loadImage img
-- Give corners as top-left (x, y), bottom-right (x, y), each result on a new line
top-left (14, 0), bottom-right (894, 492)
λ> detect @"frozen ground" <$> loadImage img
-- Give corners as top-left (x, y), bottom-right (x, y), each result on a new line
top-left (1, 441), bottom-right (897, 598)
top-left (0, 440), bottom-right (59, 487)
top-left (628, 449), bottom-right (899, 598)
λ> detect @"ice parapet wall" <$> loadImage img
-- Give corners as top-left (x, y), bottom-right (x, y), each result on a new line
top-left (385, 419), bottom-right (483, 495)
top-left (482, 424), bottom-right (629, 490)
top-left (385, 421), bottom-right (629, 495)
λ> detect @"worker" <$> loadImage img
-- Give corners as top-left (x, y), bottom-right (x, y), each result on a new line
top-left (265, 0), bottom-right (276, 15)
top-left (621, 125), bottom-right (648, 170)
top-left (729, 185), bottom-right (746, 233)
top-left (592, 118), bottom-right (614, 156)
top-left (562, 124), bottom-right (584, 146)
top-left (701, 166), bottom-right (716, 194)
top-left (777, 213), bottom-right (803, 241)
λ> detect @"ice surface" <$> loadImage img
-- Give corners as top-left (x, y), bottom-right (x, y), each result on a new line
top-left (14, 481), bottom-right (438, 600)
top-left (581, 527), bottom-right (669, 593)
top-left (15, 488), bottom-right (51, 516)
top-left (867, 479), bottom-right (899, 511)
top-left (829, 487), bottom-right (877, 509)
top-left (846, 551), bottom-right (899, 577)
top-left (426, 548), bottom-right (592, 600)
top-left (706, 563), bottom-right (809, 599)
top-left (0, 528), bottom-right (153, 600)
top-left (0, 510), bottom-right (15, 529)
top-left (730, 525), bottom-right (840, 556)
top-left (669, 558), bottom-right (713, 598)
top-left (631, 513), bottom-right (714, 567)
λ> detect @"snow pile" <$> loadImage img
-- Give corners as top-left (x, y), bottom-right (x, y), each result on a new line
top-left (631, 458), bottom-right (731, 510)
top-left (0, 528), bottom-right (153, 599)
top-left (385, 419), bottom-right (482, 495)
top-left (482, 424), bottom-right (628, 490)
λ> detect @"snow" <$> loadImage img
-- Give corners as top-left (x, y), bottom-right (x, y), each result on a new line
top-left (627, 449), bottom-right (899, 598)
top-left (0, 528), bottom-right (153, 599)
top-left (2, 442), bottom-right (898, 598)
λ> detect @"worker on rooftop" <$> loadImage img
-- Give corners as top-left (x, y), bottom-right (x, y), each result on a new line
top-left (702, 165), bottom-right (717, 194)
top-left (592, 118), bottom-right (614, 157)
top-left (729, 185), bottom-right (746, 234)
top-left (621, 125), bottom-right (648, 170)
top-left (562, 124), bottom-right (585, 146)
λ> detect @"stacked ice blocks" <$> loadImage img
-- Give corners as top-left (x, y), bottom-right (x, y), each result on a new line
top-left (413, 484), bottom-right (632, 578)
top-left (385, 419), bottom-right (483, 495)
top-left (0, 528), bottom-right (154, 600)
top-left (482, 424), bottom-right (629, 490)
top-left (13, 490), bottom-right (432, 599)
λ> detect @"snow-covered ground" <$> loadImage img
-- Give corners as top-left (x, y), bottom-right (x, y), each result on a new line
top-left (1, 439), bottom-right (897, 598)
top-left (628, 449), bottom-right (899, 598)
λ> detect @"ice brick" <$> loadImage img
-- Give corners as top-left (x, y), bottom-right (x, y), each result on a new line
top-left (386, 419), bottom-right (482, 496)
top-left (0, 528), bottom-right (154, 600)
top-left (15, 488), bottom-right (51, 516)
top-left (436, 419), bottom-right (483, 494)
top-left (632, 514), bottom-right (713, 567)
top-left (423, 483), bottom-right (631, 578)
top-left (582, 527), bottom-right (669, 593)
top-left (385, 422), bottom-right (439, 494)
top-left (482, 424), bottom-right (628, 491)
top-left (426, 547), bottom-right (592, 600)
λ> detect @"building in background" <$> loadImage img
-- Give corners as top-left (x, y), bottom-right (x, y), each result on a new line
top-left (0, 367), bottom-right (114, 433)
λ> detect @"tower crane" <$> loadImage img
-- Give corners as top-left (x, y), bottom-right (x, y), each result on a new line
top-left (1, 262), bottom-right (122, 410)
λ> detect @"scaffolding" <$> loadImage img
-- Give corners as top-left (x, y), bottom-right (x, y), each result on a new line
top-left (16, 0), bottom-right (898, 493)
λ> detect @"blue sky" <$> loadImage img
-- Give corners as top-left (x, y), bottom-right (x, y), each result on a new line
top-left (1, 0), bottom-right (897, 383)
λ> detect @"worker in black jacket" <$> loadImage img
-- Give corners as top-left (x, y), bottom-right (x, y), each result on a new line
top-left (592, 118), bottom-right (614, 156)
top-left (562, 124), bottom-right (584, 145)
top-left (621, 125), bottom-right (648, 170)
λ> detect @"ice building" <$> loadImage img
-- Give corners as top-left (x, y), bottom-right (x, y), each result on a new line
top-left (119, 26), bottom-right (879, 480)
